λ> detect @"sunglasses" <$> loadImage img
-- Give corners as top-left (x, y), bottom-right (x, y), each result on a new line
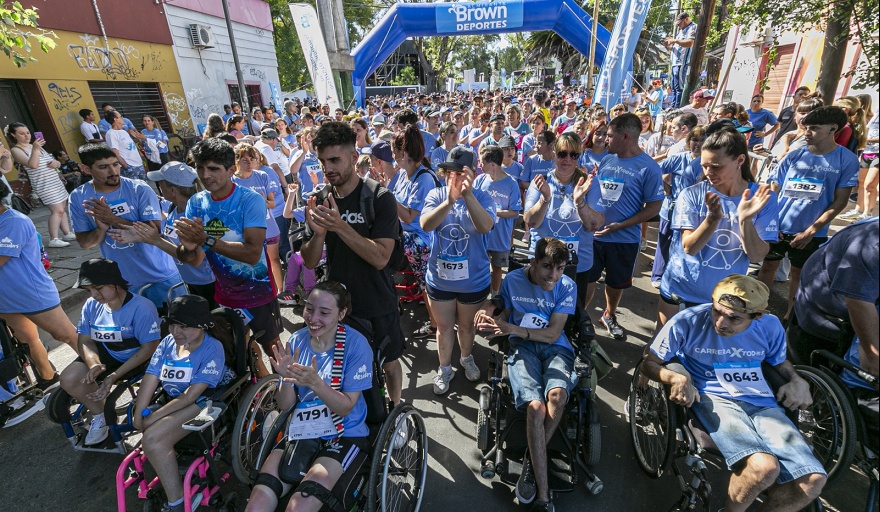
top-left (556, 151), bottom-right (581, 160)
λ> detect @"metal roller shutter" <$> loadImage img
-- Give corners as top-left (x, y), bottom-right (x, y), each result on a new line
top-left (88, 81), bottom-right (171, 133)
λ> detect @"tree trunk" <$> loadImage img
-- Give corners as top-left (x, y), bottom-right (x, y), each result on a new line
top-left (682, 0), bottom-right (717, 106)
top-left (816, 6), bottom-right (850, 103)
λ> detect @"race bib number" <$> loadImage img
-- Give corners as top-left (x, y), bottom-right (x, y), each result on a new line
top-left (160, 360), bottom-right (194, 384)
top-left (306, 164), bottom-right (321, 176)
top-left (520, 313), bottom-right (549, 330)
top-left (437, 257), bottom-right (469, 281)
top-left (107, 199), bottom-right (132, 216)
top-left (287, 399), bottom-right (336, 440)
top-left (713, 361), bottom-right (773, 398)
top-left (90, 325), bottom-right (122, 343)
top-left (599, 177), bottom-right (624, 202)
top-left (783, 177), bottom-right (824, 202)
top-left (234, 308), bottom-right (253, 326)
top-left (562, 237), bottom-right (579, 262)
top-left (163, 223), bottom-right (178, 240)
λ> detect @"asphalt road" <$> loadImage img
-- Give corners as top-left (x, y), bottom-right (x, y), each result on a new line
top-left (0, 223), bottom-right (872, 512)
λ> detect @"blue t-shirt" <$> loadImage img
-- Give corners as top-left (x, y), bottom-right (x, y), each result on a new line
top-left (78, 294), bottom-right (161, 363)
top-left (69, 178), bottom-right (179, 288)
top-left (431, 145), bottom-right (451, 169)
top-left (146, 333), bottom-right (225, 397)
top-left (522, 154), bottom-right (555, 183)
top-left (163, 206), bottom-right (215, 286)
top-left (521, 134), bottom-right (538, 162)
top-left (0, 209), bottom-right (60, 313)
top-left (392, 166), bottom-right (439, 245)
top-left (650, 303), bottom-right (787, 408)
top-left (648, 89), bottom-right (664, 117)
top-left (421, 130), bottom-right (437, 157)
top-left (503, 161), bottom-right (524, 182)
top-left (286, 325), bottom-right (373, 439)
top-left (659, 152), bottom-right (701, 221)
top-left (578, 150), bottom-right (607, 170)
top-left (661, 181), bottom-right (779, 304)
top-left (770, 146), bottom-right (859, 237)
top-left (296, 151), bottom-right (324, 200)
top-left (501, 267), bottom-right (577, 352)
top-left (524, 171), bottom-right (604, 272)
top-left (840, 332), bottom-right (876, 391)
top-left (474, 173), bottom-right (522, 252)
top-left (231, 170), bottom-right (280, 239)
top-left (595, 152), bottom-right (665, 243)
top-left (747, 108), bottom-right (778, 147)
top-left (141, 128), bottom-right (169, 154)
top-left (98, 116), bottom-right (135, 134)
top-left (184, 185), bottom-right (274, 309)
top-left (262, 165), bottom-right (287, 219)
top-left (423, 186), bottom-right (496, 293)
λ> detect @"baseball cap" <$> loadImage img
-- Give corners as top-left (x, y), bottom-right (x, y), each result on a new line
top-left (75, 259), bottom-right (129, 288)
top-left (427, 109), bottom-right (441, 118)
top-left (693, 89), bottom-right (715, 100)
top-left (498, 135), bottom-right (517, 148)
top-left (676, 11), bottom-right (689, 22)
top-left (371, 114), bottom-right (386, 126)
top-left (147, 161), bottom-right (197, 187)
top-left (370, 141), bottom-right (393, 163)
top-left (489, 113), bottom-right (505, 123)
top-left (712, 275), bottom-right (770, 315)
top-left (165, 295), bottom-right (216, 329)
top-left (438, 146), bottom-right (476, 172)
top-left (261, 129), bottom-right (280, 139)
top-left (565, 97), bottom-right (577, 105)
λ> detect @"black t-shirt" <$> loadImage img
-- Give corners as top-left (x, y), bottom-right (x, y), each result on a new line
top-left (775, 106), bottom-right (796, 142)
top-left (304, 178), bottom-right (400, 318)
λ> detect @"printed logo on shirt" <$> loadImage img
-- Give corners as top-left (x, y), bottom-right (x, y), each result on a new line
top-left (340, 211), bottom-right (365, 224)
top-left (149, 322), bottom-right (160, 334)
top-left (204, 218), bottom-right (231, 238)
top-left (354, 364), bottom-right (372, 381)
top-left (202, 360), bottom-right (221, 375)
top-left (0, 237), bottom-right (19, 249)
top-left (693, 346), bottom-right (766, 358)
top-left (511, 296), bottom-right (556, 309)
top-left (142, 205), bottom-right (157, 217)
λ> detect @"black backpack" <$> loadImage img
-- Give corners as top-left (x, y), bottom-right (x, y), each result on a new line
top-left (317, 178), bottom-right (409, 271)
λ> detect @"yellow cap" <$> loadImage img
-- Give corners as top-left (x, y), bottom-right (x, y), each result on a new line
top-left (712, 274), bottom-right (770, 314)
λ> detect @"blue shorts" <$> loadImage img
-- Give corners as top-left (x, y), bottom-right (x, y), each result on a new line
top-left (137, 274), bottom-right (186, 310)
top-left (507, 338), bottom-right (577, 411)
top-left (692, 393), bottom-right (826, 483)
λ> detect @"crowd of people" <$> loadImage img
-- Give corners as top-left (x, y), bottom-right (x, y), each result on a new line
top-left (0, 75), bottom-right (877, 512)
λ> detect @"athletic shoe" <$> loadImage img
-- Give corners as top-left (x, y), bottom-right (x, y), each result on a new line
top-left (36, 373), bottom-right (60, 391)
top-left (391, 413), bottom-right (409, 450)
top-left (532, 500), bottom-right (555, 512)
top-left (276, 291), bottom-right (299, 307)
top-left (599, 312), bottom-right (625, 339)
top-left (432, 366), bottom-right (455, 395)
top-left (84, 414), bottom-right (108, 445)
top-left (61, 232), bottom-right (77, 241)
top-left (460, 355), bottom-right (480, 382)
top-left (650, 280), bottom-right (661, 289)
top-left (515, 456), bottom-right (537, 504)
top-left (839, 208), bottom-right (862, 220)
top-left (413, 322), bottom-right (436, 339)
top-left (160, 501), bottom-right (185, 512)
top-left (854, 213), bottom-right (871, 221)
top-left (640, 238), bottom-right (647, 252)
top-left (46, 238), bottom-right (70, 248)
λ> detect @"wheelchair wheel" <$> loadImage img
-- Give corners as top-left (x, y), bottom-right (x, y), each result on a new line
top-left (45, 387), bottom-right (82, 424)
top-left (232, 374), bottom-right (283, 484)
top-left (581, 403), bottom-right (601, 467)
top-left (368, 403), bottom-right (428, 512)
top-left (629, 360), bottom-right (676, 478)
top-left (795, 365), bottom-right (857, 485)
top-left (476, 408), bottom-right (490, 452)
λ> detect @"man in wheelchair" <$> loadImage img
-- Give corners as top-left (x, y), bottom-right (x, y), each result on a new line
top-left (133, 294), bottom-right (227, 512)
top-left (246, 281), bottom-right (374, 512)
top-left (641, 274), bottom-right (826, 512)
top-left (476, 237), bottom-right (578, 512)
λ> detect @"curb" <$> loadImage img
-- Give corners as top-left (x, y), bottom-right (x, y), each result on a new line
top-left (59, 289), bottom-right (87, 311)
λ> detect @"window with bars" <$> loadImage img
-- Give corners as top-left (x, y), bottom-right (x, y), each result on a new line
top-left (88, 81), bottom-right (171, 132)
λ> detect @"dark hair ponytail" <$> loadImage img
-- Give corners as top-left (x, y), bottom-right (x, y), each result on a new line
top-left (392, 124), bottom-right (426, 166)
top-left (702, 129), bottom-right (753, 182)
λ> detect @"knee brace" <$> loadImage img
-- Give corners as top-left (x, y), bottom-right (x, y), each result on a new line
top-left (253, 473), bottom-right (284, 500)
top-left (295, 480), bottom-right (342, 512)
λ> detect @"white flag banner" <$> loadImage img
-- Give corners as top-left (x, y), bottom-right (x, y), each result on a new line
top-left (289, 3), bottom-right (341, 111)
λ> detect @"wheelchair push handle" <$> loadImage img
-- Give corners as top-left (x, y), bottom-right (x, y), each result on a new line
top-left (812, 349), bottom-right (878, 385)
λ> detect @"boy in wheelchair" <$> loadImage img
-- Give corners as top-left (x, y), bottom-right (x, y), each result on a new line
top-left (641, 275), bottom-right (826, 512)
top-left (133, 294), bottom-right (227, 512)
top-left (475, 237), bottom-right (578, 512)
top-left (246, 281), bottom-right (374, 512)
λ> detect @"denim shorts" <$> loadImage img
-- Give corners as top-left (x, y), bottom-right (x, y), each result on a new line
top-left (691, 393), bottom-right (826, 483)
top-left (507, 337), bottom-right (577, 411)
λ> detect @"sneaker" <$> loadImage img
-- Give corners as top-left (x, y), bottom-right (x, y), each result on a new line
top-left (391, 413), bottom-right (409, 450)
top-left (276, 291), bottom-right (299, 307)
top-left (46, 238), bottom-right (70, 248)
top-left (460, 355), bottom-right (480, 382)
top-left (854, 213), bottom-right (870, 222)
top-left (61, 232), bottom-right (77, 241)
top-left (599, 312), bottom-right (625, 339)
top-left (515, 456), bottom-right (537, 504)
top-left (650, 280), bottom-right (661, 289)
top-left (531, 500), bottom-right (555, 512)
top-left (84, 414), bottom-right (108, 445)
top-left (36, 373), bottom-right (60, 391)
top-left (839, 208), bottom-right (862, 220)
top-left (639, 238), bottom-right (647, 252)
top-left (432, 366), bottom-right (455, 395)
top-left (413, 322), bottom-right (436, 339)
top-left (160, 501), bottom-right (185, 512)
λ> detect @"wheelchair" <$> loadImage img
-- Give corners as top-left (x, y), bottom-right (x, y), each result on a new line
top-left (231, 323), bottom-right (429, 511)
top-left (475, 293), bottom-right (606, 502)
top-left (0, 318), bottom-right (53, 428)
top-left (114, 306), bottom-right (258, 512)
top-left (628, 357), bottom-right (836, 512)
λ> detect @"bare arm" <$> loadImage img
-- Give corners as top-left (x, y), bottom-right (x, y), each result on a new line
top-left (420, 196), bottom-right (453, 232)
top-left (463, 191), bottom-right (494, 234)
top-left (790, 187), bottom-right (851, 249)
top-left (642, 352), bottom-right (699, 407)
top-left (847, 297), bottom-right (880, 379)
top-left (475, 308), bottom-right (568, 345)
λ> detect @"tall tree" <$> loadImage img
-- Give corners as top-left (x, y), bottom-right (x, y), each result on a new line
top-left (1, 2), bottom-right (56, 68)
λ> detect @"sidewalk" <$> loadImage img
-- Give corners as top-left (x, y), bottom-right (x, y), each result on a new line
top-left (30, 204), bottom-right (102, 309)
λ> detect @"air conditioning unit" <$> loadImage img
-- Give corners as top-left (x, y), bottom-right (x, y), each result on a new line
top-left (189, 24), bottom-right (215, 49)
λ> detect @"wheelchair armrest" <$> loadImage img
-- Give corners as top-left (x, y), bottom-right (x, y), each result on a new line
top-left (103, 374), bottom-right (145, 426)
top-left (813, 349), bottom-right (878, 386)
top-left (487, 334), bottom-right (510, 352)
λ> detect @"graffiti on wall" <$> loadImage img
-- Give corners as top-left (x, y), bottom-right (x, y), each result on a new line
top-left (163, 92), bottom-right (196, 138)
top-left (67, 34), bottom-right (142, 80)
top-left (184, 88), bottom-right (222, 130)
top-left (47, 82), bottom-right (83, 112)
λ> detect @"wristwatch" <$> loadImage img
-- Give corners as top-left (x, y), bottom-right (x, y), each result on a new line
top-left (203, 235), bottom-right (216, 251)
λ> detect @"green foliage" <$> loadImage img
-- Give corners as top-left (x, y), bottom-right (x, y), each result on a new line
top-left (496, 45), bottom-right (524, 73)
top-left (0, 2), bottom-right (56, 68)
top-left (389, 65), bottom-right (418, 86)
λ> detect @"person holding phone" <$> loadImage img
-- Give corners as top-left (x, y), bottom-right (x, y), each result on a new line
top-left (5, 122), bottom-right (75, 247)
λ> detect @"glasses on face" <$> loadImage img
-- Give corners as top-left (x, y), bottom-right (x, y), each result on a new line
top-left (556, 150), bottom-right (581, 160)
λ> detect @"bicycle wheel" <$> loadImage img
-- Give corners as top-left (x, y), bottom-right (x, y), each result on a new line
top-left (629, 360), bottom-right (676, 478)
top-left (231, 374), bottom-right (282, 484)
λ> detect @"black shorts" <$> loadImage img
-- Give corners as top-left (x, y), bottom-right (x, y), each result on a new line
top-left (276, 436), bottom-right (369, 485)
top-left (659, 292), bottom-right (700, 309)
top-left (765, 234), bottom-right (827, 268)
top-left (363, 310), bottom-right (407, 363)
top-left (426, 284), bottom-right (490, 305)
top-left (226, 299), bottom-right (283, 349)
top-left (585, 241), bottom-right (640, 289)
top-left (186, 282), bottom-right (217, 310)
top-left (75, 341), bottom-right (148, 381)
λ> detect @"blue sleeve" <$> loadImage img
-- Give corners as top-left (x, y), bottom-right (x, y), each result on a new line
top-left (500, 275), bottom-right (513, 311)
top-left (409, 173), bottom-right (436, 212)
top-left (643, 163), bottom-right (665, 202)
top-left (136, 183), bottom-right (163, 222)
top-left (422, 187), bottom-right (443, 216)
top-left (770, 152), bottom-right (791, 185)
top-left (0, 217), bottom-right (26, 258)
top-left (69, 189), bottom-right (97, 233)
top-left (753, 190), bottom-right (780, 241)
top-left (660, 156), bottom-right (675, 176)
top-left (839, 151), bottom-right (860, 188)
top-left (146, 338), bottom-right (171, 377)
top-left (587, 178), bottom-right (604, 213)
top-left (554, 279), bottom-right (577, 316)
top-left (160, 130), bottom-right (169, 143)
top-left (673, 187), bottom-right (701, 230)
top-left (767, 111), bottom-right (778, 126)
top-left (241, 189), bottom-right (268, 229)
top-left (478, 189), bottom-right (497, 223)
top-left (522, 156), bottom-right (533, 182)
top-left (508, 180), bottom-right (523, 211)
top-left (191, 339), bottom-right (225, 387)
top-left (131, 299), bottom-right (161, 344)
top-left (76, 299), bottom-right (94, 335)
top-left (650, 315), bottom-right (685, 361)
top-left (342, 331), bottom-right (374, 393)
top-left (765, 321), bottom-right (787, 366)
top-left (524, 183), bottom-right (540, 211)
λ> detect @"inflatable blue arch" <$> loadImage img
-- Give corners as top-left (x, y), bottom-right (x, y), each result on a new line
top-left (351, 0), bottom-right (612, 104)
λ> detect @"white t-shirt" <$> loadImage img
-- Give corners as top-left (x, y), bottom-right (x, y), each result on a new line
top-left (255, 141), bottom-right (288, 176)
top-left (680, 105), bottom-right (709, 125)
top-left (80, 121), bottom-right (101, 142)
top-left (106, 129), bottom-right (142, 167)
